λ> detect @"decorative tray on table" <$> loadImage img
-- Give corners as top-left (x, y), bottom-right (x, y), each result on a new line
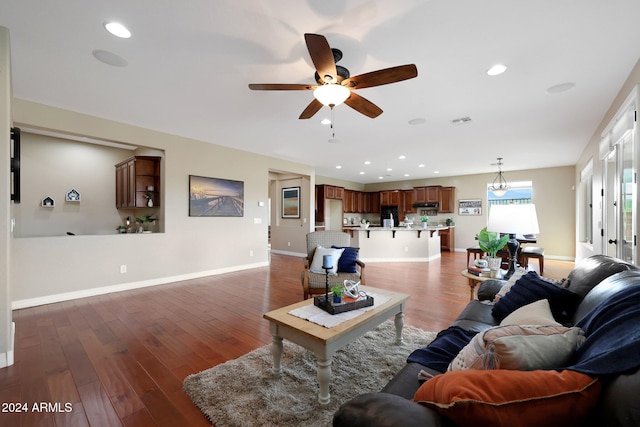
top-left (313, 294), bottom-right (374, 315)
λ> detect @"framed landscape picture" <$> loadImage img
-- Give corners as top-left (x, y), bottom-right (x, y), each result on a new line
top-left (189, 175), bottom-right (244, 217)
top-left (282, 186), bottom-right (300, 218)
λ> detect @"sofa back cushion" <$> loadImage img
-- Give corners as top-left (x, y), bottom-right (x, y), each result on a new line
top-left (565, 255), bottom-right (638, 299)
top-left (573, 269), bottom-right (640, 323)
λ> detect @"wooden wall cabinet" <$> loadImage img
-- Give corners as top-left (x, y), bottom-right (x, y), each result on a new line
top-left (425, 186), bottom-right (440, 203)
top-left (115, 156), bottom-right (161, 209)
top-left (439, 187), bottom-right (455, 213)
top-left (380, 190), bottom-right (400, 206)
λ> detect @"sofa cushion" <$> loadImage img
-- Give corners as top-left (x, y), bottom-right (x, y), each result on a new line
top-left (309, 246), bottom-right (344, 274)
top-left (565, 254), bottom-right (638, 299)
top-left (492, 271), bottom-right (580, 323)
top-left (413, 369), bottom-right (601, 427)
top-left (448, 324), bottom-right (584, 371)
top-left (406, 326), bottom-right (478, 372)
top-left (499, 299), bottom-right (560, 326)
top-left (331, 245), bottom-right (359, 273)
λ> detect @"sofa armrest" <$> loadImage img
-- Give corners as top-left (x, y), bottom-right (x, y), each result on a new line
top-left (333, 392), bottom-right (452, 427)
top-left (476, 279), bottom-right (504, 301)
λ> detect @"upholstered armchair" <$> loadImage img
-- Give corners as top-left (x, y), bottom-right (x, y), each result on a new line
top-left (301, 231), bottom-right (366, 300)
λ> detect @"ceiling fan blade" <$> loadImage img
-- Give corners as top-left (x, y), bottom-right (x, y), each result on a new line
top-left (342, 64), bottom-right (418, 90)
top-left (344, 92), bottom-right (383, 118)
top-left (299, 99), bottom-right (324, 119)
top-left (304, 33), bottom-right (338, 84)
top-left (248, 83), bottom-right (314, 91)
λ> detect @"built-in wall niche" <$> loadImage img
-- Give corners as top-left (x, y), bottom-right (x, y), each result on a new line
top-left (13, 130), bottom-right (165, 237)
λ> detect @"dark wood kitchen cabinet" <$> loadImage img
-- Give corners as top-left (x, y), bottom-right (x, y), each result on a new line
top-left (115, 156), bottom-right (161, 209)
top-left (439, 186), bottom-right (455, 213)
top-left (380, 190), bottom-right (400, 206)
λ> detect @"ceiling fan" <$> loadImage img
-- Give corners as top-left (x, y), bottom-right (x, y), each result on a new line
top-left (248, 33), bottom-right (418, 119)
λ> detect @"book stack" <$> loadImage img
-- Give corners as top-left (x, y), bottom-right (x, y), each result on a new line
top-left (467, 266), bottom-right (491, 277)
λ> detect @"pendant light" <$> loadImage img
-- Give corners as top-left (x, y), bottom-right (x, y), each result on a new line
top-left (489, 157), bottom-right (510, 197)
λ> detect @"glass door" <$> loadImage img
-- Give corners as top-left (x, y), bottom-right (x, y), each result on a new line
top-left (604, 148), bottom-right (618, 258)
top-left (621, 133), bottom-right (635, 263)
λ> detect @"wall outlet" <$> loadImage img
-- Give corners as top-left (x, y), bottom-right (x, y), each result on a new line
top-left (287, 242), bottom-right (291, 247)
top-left (120, 265), bottom-right (127, 274)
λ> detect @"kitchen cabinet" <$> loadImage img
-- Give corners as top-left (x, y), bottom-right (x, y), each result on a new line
top-left (325, 185), bottom-right (343, 200)
top-left (380, 190), bottom-right (400, 206)
top-left (115, 156), bottom-right (161, 209)
top-left (343, 189), bottom-right (354, 213)
top-left (365, 192), bottom-right (380, 213)
top-left (402, 190), bottom-right (415, 214)
top-left (439, 186), bottom-right (455, 213)
top-left (426, 186), bottom-right (440, 203)
top-left (316, 185), bottom-right (345, 221)
top-left (439, 227), bottom-right (455, 252)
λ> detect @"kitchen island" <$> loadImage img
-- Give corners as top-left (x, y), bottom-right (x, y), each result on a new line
top-left (345, 226), bottom-right (447, 262)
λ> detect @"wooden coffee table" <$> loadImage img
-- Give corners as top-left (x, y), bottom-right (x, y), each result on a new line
top-left (263, 286), bottom-right (410, 405)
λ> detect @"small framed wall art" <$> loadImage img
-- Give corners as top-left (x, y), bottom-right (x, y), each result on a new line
top-left (459, 199), bottom-right (482, 215)
top-left (66, 188), bottom-right (81, 202)
top-left (41, 196), bottom-right (55, 208)
top-left (282, 186), bottom-right (300, 218)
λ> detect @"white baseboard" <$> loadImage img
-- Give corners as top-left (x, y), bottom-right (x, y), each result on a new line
top-left (12, 262), bottom-right (269, 310)
top-left (361, 254), bottom-right (441, 263)
top-left (0, 322), bottom-right (15, 368)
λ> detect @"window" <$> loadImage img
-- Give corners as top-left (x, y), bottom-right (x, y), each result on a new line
top-left (579, 160), bottom-right (593, 245)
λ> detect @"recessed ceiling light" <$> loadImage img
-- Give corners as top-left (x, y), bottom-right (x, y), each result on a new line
top-left (359, 171), bottom-right (365, 175)
top-left (487, 64), bottom-right (507, 76)
top-left (434, 170), bottom-right (440, 174)
top-left (404, 173), bottom-right (410, 177)
top-left (92, 49), bottom-right (128, 67)
top-left (451, 116), bottom-right (472, 125)
top-left (418, 164), bottom-right (425, 168)
top-left (336, 165), bottom-right (342, 169)
top-left (408, 118), bottom-right (426, 125)
top-left (546, 82), bottom-right (576, 94)
top-left (321, 118), bottom-right (331, 125)
top-left (378, 176), bottom-right (384, 180)
top-left (104, 22), bottom-right (131, 39)
top-left (364, 161), bottom-right (371, 165)
top-left (398, 155), bottom-right (406, 160)
top-left (386, 168), bottom-right (392, 172)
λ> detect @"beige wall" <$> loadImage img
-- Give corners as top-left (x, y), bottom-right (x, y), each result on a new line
top-left (10, 99), bottom-right (314, 306)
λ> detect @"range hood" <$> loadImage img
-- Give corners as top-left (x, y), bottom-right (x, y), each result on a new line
top-left (413, 202), bottom-right (439, 209)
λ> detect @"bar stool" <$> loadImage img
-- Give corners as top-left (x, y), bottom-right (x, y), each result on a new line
top-left (521, 246), bottom-right (544, 275)
top-left (466, 247), bottom-right (484, 265)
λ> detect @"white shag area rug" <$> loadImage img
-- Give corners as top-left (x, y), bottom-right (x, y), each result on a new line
top-left (183, 321), bottom-right (436, 427)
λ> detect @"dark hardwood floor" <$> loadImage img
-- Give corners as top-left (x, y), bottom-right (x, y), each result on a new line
top-left (0, 251), bottom-right (574, 427)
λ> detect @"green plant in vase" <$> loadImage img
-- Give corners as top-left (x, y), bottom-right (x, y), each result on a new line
top-left (420, 215), bottom-right (429, 229)
top-left (330, 284), bottom-right (344, 303)
top-left (135, 214), bottom-right (157, 233)
top-left (477, 227), bottom-right (509, 277)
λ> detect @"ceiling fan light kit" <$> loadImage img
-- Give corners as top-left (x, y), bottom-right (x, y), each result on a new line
top-left (248, 33), bottom-right (418, 119)
top-left (313, 84), bottom-right (350, 107)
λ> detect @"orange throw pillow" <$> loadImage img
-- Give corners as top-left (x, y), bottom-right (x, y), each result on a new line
top-left (413, 369), bottom-right (600, 427)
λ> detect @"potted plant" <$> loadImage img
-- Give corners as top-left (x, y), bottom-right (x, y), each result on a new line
top-left (420, 215), bottom-right (429, 229)
top-left (116, 225), bottom-right (127, 234)
top-left (135, 214), bottom-right (157, 233)
top-left (330, 284), bottom-right (344, 304)
top-left (445, 217), bottom-right (454, 226)
top-left (360, 219), bottom-right (370, 229)
top-left (144, 192), bottom-right (154, 207)
top-left (477, 227), bottom-right (509, 277)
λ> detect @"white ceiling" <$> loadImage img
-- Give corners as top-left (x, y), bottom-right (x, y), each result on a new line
top-left (2, 0), bottom-right (640, 183)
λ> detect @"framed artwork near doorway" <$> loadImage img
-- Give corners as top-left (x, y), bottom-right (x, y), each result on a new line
top-left (188, 175), bottom-right (244, 217)
top-left (282, 186), bottom-right (300, 218)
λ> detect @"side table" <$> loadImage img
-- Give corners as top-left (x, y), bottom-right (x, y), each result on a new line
top-left (460, 269), bottom-right (504, 301)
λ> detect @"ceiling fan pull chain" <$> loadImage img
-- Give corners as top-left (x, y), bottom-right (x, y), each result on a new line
top-left (331, 106), bottom-right (336, 138)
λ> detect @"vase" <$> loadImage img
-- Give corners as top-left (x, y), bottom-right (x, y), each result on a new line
top-left (147, 198), bottom-right (153, 207)
top-left (422, 222), bottom-right (428, 229)
top-left (487, 257), bottom-right (502, 278)
top-left (333, 295), bottom-right (342, 304)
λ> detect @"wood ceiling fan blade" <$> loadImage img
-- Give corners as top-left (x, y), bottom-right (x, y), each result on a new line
top-left (299, 99), bottom-right (324, 119)
top-left (344, 92), bottom-right (383, 118)
top-left (304, 33), bottom-right (338, 84)
top-left (342, 64), bottom-right (418, 90)
top-left (248, 83), bottom-right (315, 91)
